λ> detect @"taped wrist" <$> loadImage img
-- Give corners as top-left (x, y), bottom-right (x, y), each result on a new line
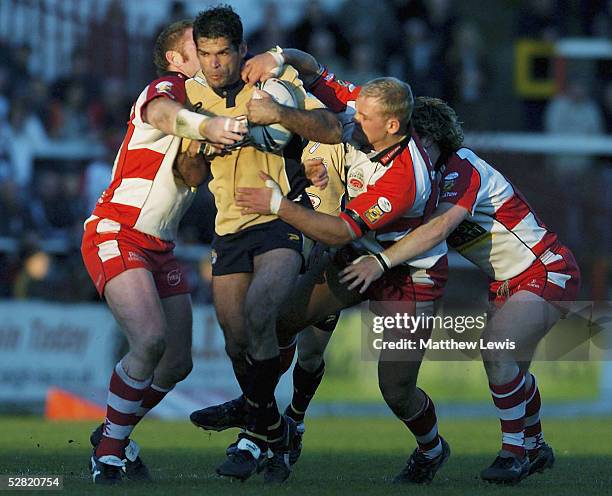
top-left (174, 108), bottom-right (208, 140)
top-left (265, 179), bottom-right (283, 214)
top-left (267, 46), bottom-right (285, 77)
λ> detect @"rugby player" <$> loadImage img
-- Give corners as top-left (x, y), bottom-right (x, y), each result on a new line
top-left (340, 97), bottom-right (581, 484)
top-left (183, 6), bottom-right (344, 483)
top-left (81, 20), bottom-right (247, 485)
top-left (235, 50), bottom-right (451, 484)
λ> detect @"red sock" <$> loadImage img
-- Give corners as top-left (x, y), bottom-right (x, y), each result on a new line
top-left (524, 373), bottom-right (544, 457)
top-left (402, 390), bottom-right (442, 459)
top-left (490, 372), bottom-right (525, 458)
top-left (134, 384), bottom-right (172, 422)
top-left (96, 361), bottom-right (151, 458)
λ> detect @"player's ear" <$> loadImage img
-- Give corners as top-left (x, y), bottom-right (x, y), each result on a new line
top-left (238, 42), bottom-right (247, 59)
top-left (166, 49), bottom-right (183, 68)
top-left (387, 117), bottom-right (401, 135)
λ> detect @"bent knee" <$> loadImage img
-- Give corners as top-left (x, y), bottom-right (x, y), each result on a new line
top-left (166, 357), bottom-right (193, 384)
top-left (133, 334), bottom-right (166, 363)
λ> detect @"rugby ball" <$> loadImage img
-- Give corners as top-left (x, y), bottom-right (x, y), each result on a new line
top-left (249, 78), bottom-right (297, 152)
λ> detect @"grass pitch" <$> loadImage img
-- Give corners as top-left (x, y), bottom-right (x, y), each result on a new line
top-left (0, 416), bottom-right (610, 495)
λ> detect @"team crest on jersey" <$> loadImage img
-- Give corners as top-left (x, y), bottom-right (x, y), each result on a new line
top-left (324, 72), bottom-right (335, 82)
top-left (308, 193), bottom-right (321, 209)
top-left (155, 81), bottom-right (174, 95)
top-left (377, 197), bottom-right (392, 213)
top-left (347, 169), bottom-right (365, 195)
top-left (364, 204), bottom-right (385, 224)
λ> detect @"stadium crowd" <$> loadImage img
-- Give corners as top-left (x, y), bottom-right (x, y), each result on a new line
top-left (0, 0), bottom-right (610, 301)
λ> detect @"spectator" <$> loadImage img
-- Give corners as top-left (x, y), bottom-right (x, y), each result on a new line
top-left (29, 170), bottom-right (86, 239)
top-left (289, 0), bottom-right (350, 62)
top-left (12, 239), bottom-right (61, 300)
top-left (0, 98), bottom-right (47, 190)
top-left (544, 79), bottom-right (605, 248)
top-left (247, 1), bottom-right (288, 55)
top-left (389, 18), bottom-right (443, 97)
top-left (601, 80), bottom-right (612, 134)
top-left (337, 0), bottom-right (401, 72)
top-left (515, 0), bottom-right (565, 130)
top-left (445, 22), bottom-right (490, 128)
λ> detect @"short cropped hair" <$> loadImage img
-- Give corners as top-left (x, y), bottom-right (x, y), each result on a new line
top-left (193, 4), bottom-right (243, 49)
top-left (360, 77), bottom-right (414, 128)
top-left (153, 19), bottom-right (193, 75)
top-left (412, 97), bottom-right (464, 155)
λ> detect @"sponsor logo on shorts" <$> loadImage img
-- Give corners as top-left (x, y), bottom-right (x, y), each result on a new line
top-left (210, 249), bottom-right (217, 265)
top-left (167, 269), bottom-right (182, 287)
top-left (526, 279), bottom-right (542, 289)
top-left (288, 233), bottom-right (301, 242)
top-left (128, 251), bottom-right (147, 263)
top-left (364, 204), bottom-right (385, 224)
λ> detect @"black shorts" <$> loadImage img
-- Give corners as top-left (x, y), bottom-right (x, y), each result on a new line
top-left (211, 219), bottom-right (304, 276)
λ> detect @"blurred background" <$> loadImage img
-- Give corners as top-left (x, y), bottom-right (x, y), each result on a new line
top-left (0, 0), bottom-right (610, 420)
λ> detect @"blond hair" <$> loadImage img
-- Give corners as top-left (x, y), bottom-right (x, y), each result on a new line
top-left (360, 77), bottom-right (414, 127)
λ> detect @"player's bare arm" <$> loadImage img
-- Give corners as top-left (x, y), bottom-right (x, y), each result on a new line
top-left (236, 172), bottom-right (353, 246)
top-left (173, 140), bottom-right (210, 187)
top-left (242, 48), bottom-right (320, 86)
top-left (339, 202), bottom-right (469, 293)
top-left (142, 96), bottom-right (247, 144)
top-left (247, 89), bottom-right (342, 144)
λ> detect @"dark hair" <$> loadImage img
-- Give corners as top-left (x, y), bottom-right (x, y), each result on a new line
top-left (412, 97), bottom-right (464, 155)
top-left (193, 4), bottom-right (243, 49)
top-left (153, 19), bottom-right (193, 76)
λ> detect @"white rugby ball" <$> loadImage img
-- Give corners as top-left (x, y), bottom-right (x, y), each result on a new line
top-left (249, 78), bottom-right (297, 152)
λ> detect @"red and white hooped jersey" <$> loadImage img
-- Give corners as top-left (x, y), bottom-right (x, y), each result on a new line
top-left (310, 67), bottom-right (446, 271)
top-left (86, 72), bottom-right (196, 241)
top-left (441, 147), bottom-right (559, 281)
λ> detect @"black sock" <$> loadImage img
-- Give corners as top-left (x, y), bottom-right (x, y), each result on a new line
top-left (245, 354), bottom-right (280, 445)
top-left (231, 355), bottom-right (252, 399)
top-left (286, 360), bottom-right (325, 423)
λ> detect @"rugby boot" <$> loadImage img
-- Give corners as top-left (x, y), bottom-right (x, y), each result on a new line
top-left (216, 435), bottom-right (268, 481)
top-left (528, 443), bottom-right (555, 475)
top-left (393, 436), bottom-right (451, 484)
top-left (90, 451), bottom-right (123, 485)
top-left (264, 416), bottom-right (297, 484)
top-left (190, 395), bottom-right (248, 431)
top-left (288, 421), bottom-right (305, 466)
top-left (90, 423), bottom-right (152, 482)
top-left (481, 452), bottom-right (530, 484)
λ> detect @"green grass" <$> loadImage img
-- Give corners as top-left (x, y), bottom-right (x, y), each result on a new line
top-left (317, 312), bottom-right (602, 403)
top-left (0, 417), bottom-right (610, 495)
